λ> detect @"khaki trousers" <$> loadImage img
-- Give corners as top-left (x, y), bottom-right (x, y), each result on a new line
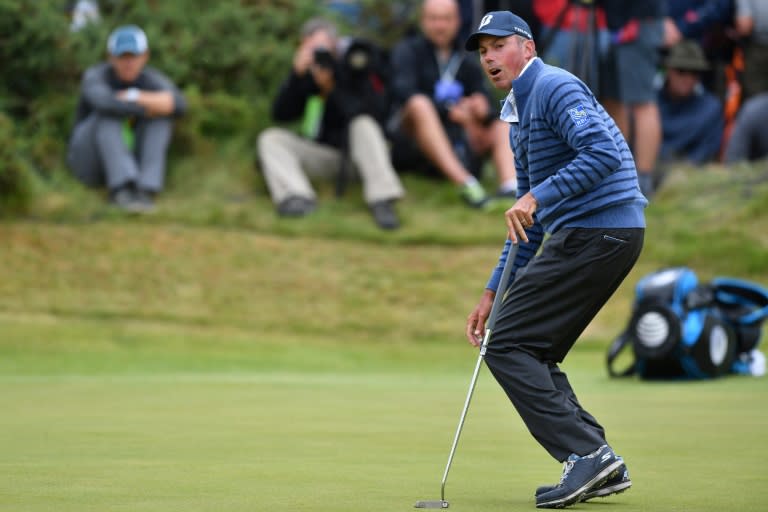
top-left (257, 114), bottom-right (404, 205)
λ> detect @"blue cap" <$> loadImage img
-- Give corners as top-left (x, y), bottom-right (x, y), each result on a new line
top-left (465, 11), bottom-right (533, 51)
top-left (107, 25), bottom-right (148, 56)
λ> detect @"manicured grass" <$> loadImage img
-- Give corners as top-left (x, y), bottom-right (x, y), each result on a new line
top-left (1, 350), bottom-right (767, 512)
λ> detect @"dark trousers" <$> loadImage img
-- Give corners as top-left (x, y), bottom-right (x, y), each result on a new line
top-left (484, 227), bottom-right (644, 462)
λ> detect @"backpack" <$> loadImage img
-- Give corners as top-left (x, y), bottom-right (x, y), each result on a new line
top-left (607, 267), bottom-right (768, 379)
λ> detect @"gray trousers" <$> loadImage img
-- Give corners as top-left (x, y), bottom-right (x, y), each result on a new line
top-left (723, 93), bottom-right (768, 163)
top-left (67, 113), bottom-right (173, 192)
top-left (256, 114), bottom-right (405, 205)
top-left (485, 227), bottom-right (644, 462)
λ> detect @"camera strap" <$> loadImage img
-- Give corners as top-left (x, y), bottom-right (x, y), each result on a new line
top-left (436, 51), bottom-right (463, 83)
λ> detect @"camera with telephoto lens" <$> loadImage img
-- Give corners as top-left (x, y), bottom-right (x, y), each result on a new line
top-left (311, 39), bottom-right (385, 121)
top-left (312, 39), bottom-right (377, 81)
top-left (313, 47), bottom-right (336, 70)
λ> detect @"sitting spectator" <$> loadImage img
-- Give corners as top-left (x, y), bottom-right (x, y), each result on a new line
top-left (388, 0), bottom-right (517, 208)
top-left (67, 25), bottom-right (187, 213)
top-left (657, 40), bottom-right (723, 165)
top-left (256, 17), bottom-right (405, 230)
top-left (733, 0), bottom-right (768, 101)
top-left (723, 93), bottom-right (768, 163)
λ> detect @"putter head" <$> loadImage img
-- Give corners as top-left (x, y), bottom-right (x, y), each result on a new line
top-left (414, 500), bottom-right (449, 508)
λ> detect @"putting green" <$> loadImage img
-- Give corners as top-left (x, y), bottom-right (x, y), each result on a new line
top-left (1, 350), bottom-right (766, 512)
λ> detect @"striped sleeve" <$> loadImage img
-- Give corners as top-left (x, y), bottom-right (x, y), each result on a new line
top-left (529, 78), bottom-right (620, 208)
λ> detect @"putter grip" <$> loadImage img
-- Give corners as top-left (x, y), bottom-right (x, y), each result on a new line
top-left (485, 241), bottom-right (518, 331)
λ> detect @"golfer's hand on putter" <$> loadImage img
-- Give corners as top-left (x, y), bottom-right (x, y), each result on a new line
top-left (466, 290), bottom-right (495, 347)
top-left (505, 192), bottom-right (537, 244)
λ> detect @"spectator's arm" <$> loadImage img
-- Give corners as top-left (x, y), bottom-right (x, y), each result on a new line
top-left (734, 16), bottom-right (754, 38)
top-left (271, 71), bottom-right (318, 122)
top-left (389, 41), bottom-right (421, 104)
top-left (130, 90), bottom-right (176, 117)
top-left (672, 0), bottom-right (734, 40)
top-left (80, 64), bottom-right (145, 116)
top-left (139, 67), bottom-right (187, 117)
top-left (734, 0), bottom-right (755, 37)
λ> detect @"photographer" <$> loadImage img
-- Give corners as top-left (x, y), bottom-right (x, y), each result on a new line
top-left (256, 17), bottom-right (404, 230)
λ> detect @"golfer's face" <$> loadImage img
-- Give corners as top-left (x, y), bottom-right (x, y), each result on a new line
top-left (110, 52), bottom-right (148, 83)
top-left (477, 35), bottom-right (534, 90)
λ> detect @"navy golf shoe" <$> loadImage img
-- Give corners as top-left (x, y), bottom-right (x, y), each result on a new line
top-left (535, 445), bottom-right (623, 509)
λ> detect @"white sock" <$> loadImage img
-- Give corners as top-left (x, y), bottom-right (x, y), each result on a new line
top-left (499, 178), bottom-right (517, 193)
top-left (462, 176), bottom-right (479, 187)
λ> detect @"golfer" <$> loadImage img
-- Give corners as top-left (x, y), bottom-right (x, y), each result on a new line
top-left (464, 11), bottom-right (646, 509)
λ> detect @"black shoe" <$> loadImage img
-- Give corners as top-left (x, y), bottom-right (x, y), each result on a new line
top-left (495, 187), bottom-right (517, 199)
top-left (110, 185), bottom-right (147, 213)
top-left (133, 188), bottom-right (156, 212)
top-left (277, 196), bottom-right (316, 217)
top-left (536, 457), bottom-right (631, 501)
top-left (535, 445), bottom-right (623, 509)
top-left (369, 200), bottom-right (400, 230)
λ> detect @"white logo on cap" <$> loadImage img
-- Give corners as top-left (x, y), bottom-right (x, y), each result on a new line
top-left (479, 14), bottom-right (493, 29)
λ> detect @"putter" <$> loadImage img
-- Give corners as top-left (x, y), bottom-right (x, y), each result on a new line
top-left (415, 241), bottom-right (518, 509)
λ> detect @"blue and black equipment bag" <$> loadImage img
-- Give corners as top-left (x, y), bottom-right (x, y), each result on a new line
top-left (607, 267), bottom-right (768, 379)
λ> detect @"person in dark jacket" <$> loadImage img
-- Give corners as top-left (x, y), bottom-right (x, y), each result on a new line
top-left (388, 0), bottom-right (518, 208)
top-left (256, 17), bottom-right (404, 230)
top-left (657, 40), bottom-right (724, 165)
top-left (67, 25), bottom-right (186, 212)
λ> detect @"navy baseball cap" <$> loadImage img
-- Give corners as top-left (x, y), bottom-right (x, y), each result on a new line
top-left (107, 25), bottom-right (148, 56)
top-left (465, 11), bottom-right (533, 51)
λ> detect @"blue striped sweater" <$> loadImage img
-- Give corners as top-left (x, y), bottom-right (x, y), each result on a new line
top-left (487, 58), bottom-right (647, 292)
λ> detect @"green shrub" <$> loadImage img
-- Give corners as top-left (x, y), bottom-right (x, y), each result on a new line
top-left (0, 0), bottom-right (413, 217)
top-left (0, 113), bottom-right (33, 216)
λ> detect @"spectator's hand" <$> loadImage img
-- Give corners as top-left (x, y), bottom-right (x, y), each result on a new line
top-left (466, 93), bottom-right (490, 120)
top-left (505, 191), bottom-right (537, 244)
top-left (734, 15), bottom-right (754, 38)
top-left (293, 38), bottom-right (317, 75)
top-left (663, 17), bottom-right (682, 48)
top-left (139, 91), bottom-right (175, 117)
top-left (449, 94), bottom-right (489, 124)
top-left (448, 98), bottom-right (473, 124)
top-left (466, 290), bottom-right (495, 347)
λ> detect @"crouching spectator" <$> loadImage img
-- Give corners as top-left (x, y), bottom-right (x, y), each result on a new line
top-left (67, 25), bottom-right (186, 212)
top-left (256, 17), bottom-right (405, 230)
top-left (657, 40), bottom-right (723, 165)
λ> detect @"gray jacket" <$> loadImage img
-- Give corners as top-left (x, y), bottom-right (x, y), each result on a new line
top-left (72, 62), bottom-right (187, 126)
